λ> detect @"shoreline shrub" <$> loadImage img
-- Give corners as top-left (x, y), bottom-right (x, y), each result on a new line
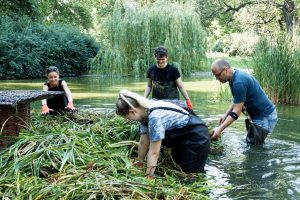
top-left (0, 15), bottom-right (99, 80)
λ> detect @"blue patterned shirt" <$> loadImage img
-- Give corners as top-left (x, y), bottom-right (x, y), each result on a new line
top-left (140, 101), bottom-right (189, 142)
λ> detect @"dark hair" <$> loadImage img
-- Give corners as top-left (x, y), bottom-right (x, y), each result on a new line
top-left (116, 96), bottom-right (139, 116)
top-left (154, 46), bottom-right (168, 57)
top-left (46, 66), bottom-right (60, 75)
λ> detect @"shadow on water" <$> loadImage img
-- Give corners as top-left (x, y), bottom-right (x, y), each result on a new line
top-left (1, 75), bottom-right (300, 199)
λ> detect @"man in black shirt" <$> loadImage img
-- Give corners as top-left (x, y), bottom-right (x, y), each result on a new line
top-left (143, 46), bottom-right (193, 109)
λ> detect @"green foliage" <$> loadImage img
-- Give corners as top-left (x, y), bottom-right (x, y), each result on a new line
top-left (89, 0), bottom-right (207, 76)
top-left (0, 111), bottom-right (212, 199)
top-left (196, 0), bottom-right (299, 34)
top-left (0, 0), bottom-right (39, 20)
top-left (0, 0), bottom-right (93, 30)
top-left (252, 34), bottom-right (300, 104)
top-left (38, 0), bottom-right (93, 30)
top-left (211, 32), bottom-right (259, 56)
top-left (0, 15), bottom-right (99, 79)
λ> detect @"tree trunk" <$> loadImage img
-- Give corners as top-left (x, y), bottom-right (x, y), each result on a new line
top-left (282, 0), bottom-right (296, 34)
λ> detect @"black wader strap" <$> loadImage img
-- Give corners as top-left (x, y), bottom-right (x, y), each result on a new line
top-left (148, 106), bottom-right (189, 115)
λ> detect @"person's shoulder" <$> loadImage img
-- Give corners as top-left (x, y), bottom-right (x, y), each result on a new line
top-left (60, 79), bottom-right (68, 86)
top-left (147, 64), bottom-right (156, 72)
top-left (148, 64), bottom-right (156, 69)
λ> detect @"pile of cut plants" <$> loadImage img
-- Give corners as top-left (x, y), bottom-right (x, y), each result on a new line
top-left (0, 110), bottom-right (223, 199)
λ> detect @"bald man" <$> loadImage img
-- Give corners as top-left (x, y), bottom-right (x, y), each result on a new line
top-left (210, 59), bottom-right (277, 144)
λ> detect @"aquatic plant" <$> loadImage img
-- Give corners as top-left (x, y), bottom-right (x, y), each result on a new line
top-left (0, 111), bottom-right (221, 199)
top-left (252, 33), bottom-right (300, 104)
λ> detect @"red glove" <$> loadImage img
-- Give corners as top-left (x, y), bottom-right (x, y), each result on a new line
top-left (186, 99), bottom-right (193, 110)
top-left (146, 174), bottom-right (155, 179)
top-left (66, 102), bottom-right (76, 110)
top-left (41, 104), bottom-right (50, 115)
top-left (131, 158), bottom-right (144, 167)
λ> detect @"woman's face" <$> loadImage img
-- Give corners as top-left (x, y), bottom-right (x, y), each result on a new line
top-left (125, 107), bottom-right (147, 122)
top-left (47, 72), bottom-right (59, 86)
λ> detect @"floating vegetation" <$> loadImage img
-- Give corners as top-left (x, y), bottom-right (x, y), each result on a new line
top-left (0, 111), bottom-right (223, 199)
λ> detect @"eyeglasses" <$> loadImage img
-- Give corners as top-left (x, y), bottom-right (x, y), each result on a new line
top-left (213, 68), bottom-right (225, 77)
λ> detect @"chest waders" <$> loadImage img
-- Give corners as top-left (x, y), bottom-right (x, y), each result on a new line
top-left (152, 81), bottom-right (179, 99)
top-left (148, 107), bottom-right (210, 173)
top-left (46, 80), bottom-right (68, 115)
top-left (242, 110), bottom-right (269, 145)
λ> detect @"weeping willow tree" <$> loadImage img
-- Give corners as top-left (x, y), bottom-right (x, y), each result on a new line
top-left (252, 33), bottom-right (300, 105)
top-left (89, 0), bottom-right (207, 76)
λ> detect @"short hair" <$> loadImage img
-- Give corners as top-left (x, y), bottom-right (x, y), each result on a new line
top-left (212, 59), bottom-right (231, 70)
top-left (46, 66), bottom-right (60, 75)
top-left (154, 46), bottom-right (168, 57)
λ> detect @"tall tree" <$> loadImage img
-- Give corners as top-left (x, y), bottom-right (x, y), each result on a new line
top-left (196, 0), bottom-right (299, 34)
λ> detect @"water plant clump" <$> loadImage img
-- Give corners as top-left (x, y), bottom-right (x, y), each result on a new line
top-left (0, 111), bottom-right (222, 199)
top-left (252, 34), bottom-right (300, 105)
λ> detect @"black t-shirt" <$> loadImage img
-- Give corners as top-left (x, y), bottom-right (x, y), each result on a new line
top-left (44, 79), bottom-right (67, 113)
top-left (146, 64), bottom-right (181, 81)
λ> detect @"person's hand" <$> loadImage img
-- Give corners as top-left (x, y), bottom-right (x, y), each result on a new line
top-left (131, 158), bottom-right (144, 168)
top-left (210, 127), bottom-right (222, 140)
top-left (186, 99), bottom-right (193, 110)
top-left (66, 102), bottom-right (77, 111)
top-left (41, 104), bottom-right (52, 115)
top-left (146, 174), bottom-right (156, 179)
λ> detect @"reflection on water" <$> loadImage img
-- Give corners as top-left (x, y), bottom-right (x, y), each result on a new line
top-left (0, 76), bottom-right (299, 199)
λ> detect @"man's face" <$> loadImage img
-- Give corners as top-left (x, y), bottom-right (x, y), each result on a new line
top-left (212, 66), bottom-right (228, 83)
top-left (156, 56), bottom-right (168, 68)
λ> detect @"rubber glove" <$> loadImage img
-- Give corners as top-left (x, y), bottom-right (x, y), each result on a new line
top-left (131, 158), bottom-right (144, 167)
top-left (66, 102), bottom-right (76, 110)
top-left (186, 99), bottom-right (193, 110)
top-left (41, 104), bottom-right (50, 115)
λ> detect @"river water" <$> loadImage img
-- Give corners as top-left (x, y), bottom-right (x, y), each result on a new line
top-left (0, 75), bottom-right (299, 199)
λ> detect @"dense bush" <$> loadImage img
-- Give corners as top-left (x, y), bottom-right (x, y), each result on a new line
top-left (0, 15), bottom-right (99, 79)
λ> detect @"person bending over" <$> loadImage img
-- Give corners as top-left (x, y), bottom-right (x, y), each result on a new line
top-left (116, 89), bottom-right (210, 175)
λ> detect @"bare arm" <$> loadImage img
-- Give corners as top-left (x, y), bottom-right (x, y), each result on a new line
top-left (41, 85), bottom-right (49, 105)
top-left (138, 134), bottom-right (150, 161)
top-left (61, 80), bottom-right (73, 103)
top-left (211, 102), bottom-right (244, 140)
top-left (219, 103), bottom-right (234, 124)
top-left (146, 140), bottom-right (162, 175)
top-left (175, 77), bottom-right (190, 100)
top-left (144, 78), bottom-right (152, 98)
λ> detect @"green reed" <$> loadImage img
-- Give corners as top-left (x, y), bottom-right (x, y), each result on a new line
top-left (252, 34), bottom-right (300, 104)
top-left (0, 111), bottom-right (222, 199)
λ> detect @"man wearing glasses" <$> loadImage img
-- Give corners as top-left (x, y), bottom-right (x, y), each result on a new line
top-left (210, 59), bottom-right (278, 144)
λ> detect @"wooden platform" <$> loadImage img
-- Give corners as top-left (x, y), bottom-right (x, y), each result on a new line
top-left (0, 90), bottom-right (64, 150)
